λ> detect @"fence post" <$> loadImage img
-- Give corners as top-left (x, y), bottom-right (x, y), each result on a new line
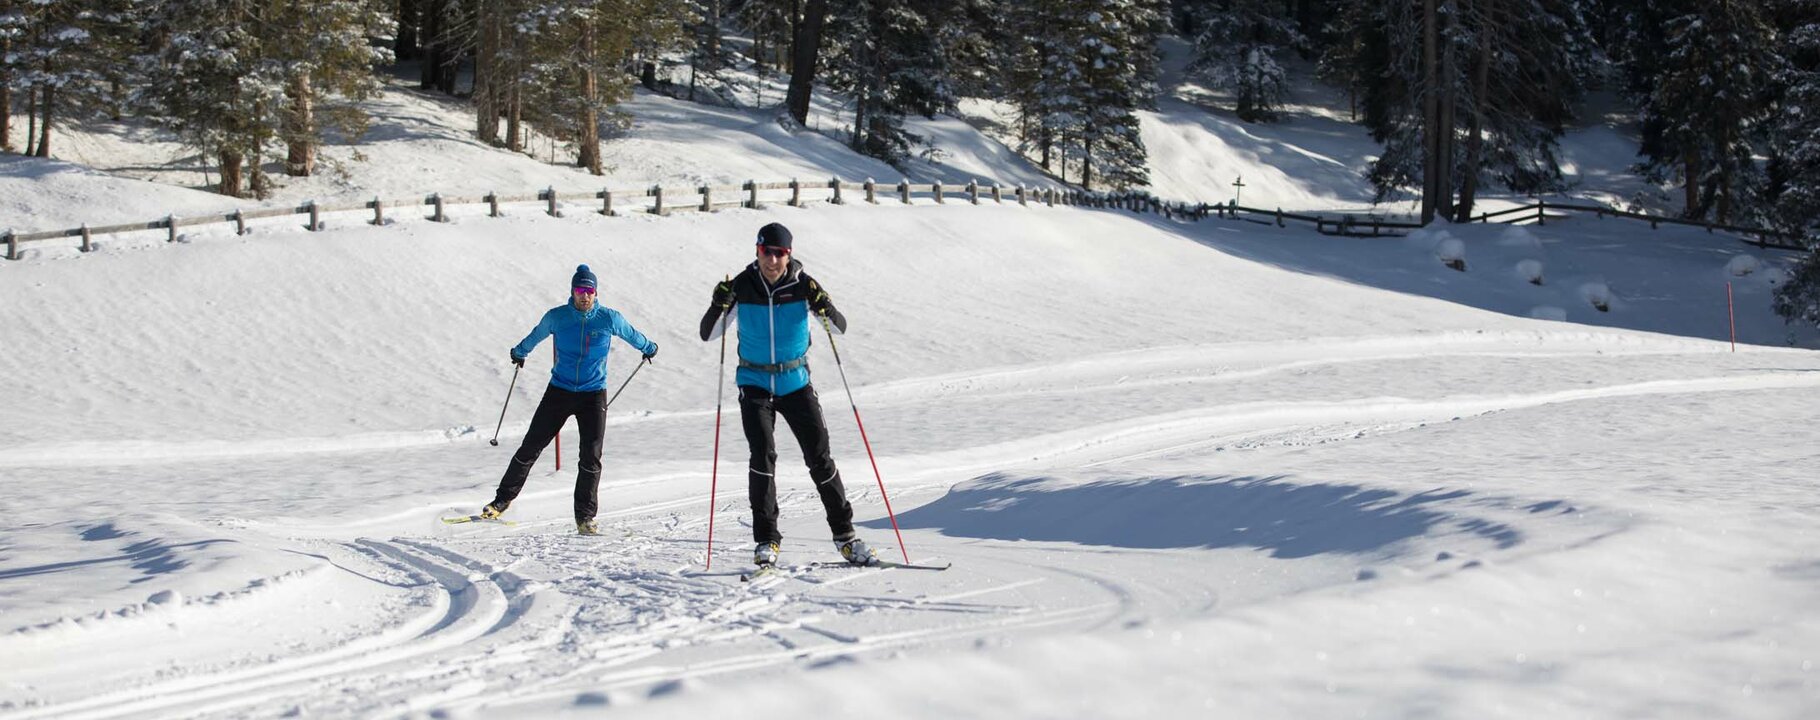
top-left (701, 185), bottom-right (713, 212)
top-left (234, 209), bottom-right (247, 235)
top-left (434, 193), bottom-right (448, 222)
top-left (1276, 207), bottom-right (1284, 228)
top-left (899, 180), bottom-right (911, 204)
top-left (600, 189), bottom-right (612, 216)
top-left (547, 187), bottom-right (562, 218)
top-left (4, 231), bottom-right (14, 261)
top-left (865, 179), bottom-right (877, 204)
top-left (371, 197), bottom-right (385, 226)
top-left (934, 182), bottom-right (944, 204)
top-left (830, 177), bottom-right (843, 205)
top-left (747, 180), bottom-right (759, 209)
top-left (992, 183), bottom-right (1003, 203)
top-left (168, 214), bottom-right (179, 242)
top-left (486, 192), bottom-right (499, 218)
top-left (651, 185), bottom-right (665, 215)
top-left (1016, 186), bottom-right (1026, 206)
top-left (304, 201), bottom-right (321, 232)
top-left (790, 178), bottom-right (802, 207)
top-left (967, 179), bottom-right (979, 204)
top-left (1536, 199), bottom-right (1545, 226)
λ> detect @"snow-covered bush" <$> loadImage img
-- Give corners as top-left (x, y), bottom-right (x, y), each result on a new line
top-left (1516, 259), bottom-right (1545, 285)
top-left (1726, 254), bottom-right (1761, 277)
top-left (1581, 281), bottom-right (1613, 312)
top-left (1435, 236), bottom-right (1466, 271)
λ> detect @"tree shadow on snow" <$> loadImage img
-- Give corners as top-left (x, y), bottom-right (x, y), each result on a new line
top-left (869, 473), bottom-right (1521, 558)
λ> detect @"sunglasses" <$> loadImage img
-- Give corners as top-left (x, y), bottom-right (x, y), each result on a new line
top-left (759, 246), bottom-right (791, 258)
top-left (573, 287), bottom-right (596, 295)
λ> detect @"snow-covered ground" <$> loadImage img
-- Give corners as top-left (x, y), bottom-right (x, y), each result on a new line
top-left (4, 38), bottom-right (1819, 720)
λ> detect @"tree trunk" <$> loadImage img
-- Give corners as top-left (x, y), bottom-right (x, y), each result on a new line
top-left (34, 84), bottom-right (54, 158)
top-left (1436, 18), bottom-right (1456, 221)
top-left (1421, 0), bottom-right (1438, 224)
top-left (1683, 151), bottom-right (1700, 218)
top-left (1082, 135), bottom-right (1094, 190)
top-left (787, 0), bottom-right (800, 73)
top-left (641, 60), bottom-right (657, 90)
top-left (396, 0), bottom-right (421, 60)
top-left (784, 0), bottom-right (829, 126)
top-left (475, 1), bottom-right (500, 145)
top-left (25, 83), bottom-right (38, 156)
top-left (506, 77), bottom-right (522, 152)
top-left (1455, 11), bottom-right (1490, 224)
top-left (706, 0), bottom-right (721, 61)
top-left (1, 40), bottom-right (11, 152)
top-left (219, 148), bottom-right (245, 197)
top-left (285, 73), bottom-right (315, 176)
top-left (578, 24), bottom-right (602, 175)
top-left (851, 79), bottom-right (867, 150)
top-left (420, 0), bottom-right (442, 89)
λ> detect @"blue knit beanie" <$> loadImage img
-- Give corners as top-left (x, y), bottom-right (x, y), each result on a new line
top-left (571, 264), bottom-right (597, 290)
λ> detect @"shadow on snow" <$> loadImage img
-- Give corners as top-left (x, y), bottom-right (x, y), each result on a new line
top-left (871, 473), bottom-right (1522, 558)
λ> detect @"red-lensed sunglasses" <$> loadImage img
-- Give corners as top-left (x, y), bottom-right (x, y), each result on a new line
top-left (573, 287), bottom-right (596, 295)
top-left (759, 246), bottom-right (791, 258)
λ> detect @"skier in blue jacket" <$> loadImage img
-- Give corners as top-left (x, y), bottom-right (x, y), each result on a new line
top-left (698, 222), bottom-right (876, 567)
top-left (484, 264), bottom-right (657, 535)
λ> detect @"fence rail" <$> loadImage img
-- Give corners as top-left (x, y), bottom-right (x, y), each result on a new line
top-left (4, 177), bottom-right (1807, 260)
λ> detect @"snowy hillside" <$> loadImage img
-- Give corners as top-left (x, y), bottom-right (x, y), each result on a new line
top-left (4, 37), bottom-right (1820, 720)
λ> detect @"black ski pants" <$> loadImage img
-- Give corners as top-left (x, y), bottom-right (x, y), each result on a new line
top-left (739, 383), bottom-right (855, 545)
top-left (493, 384), bottom-right (607, 522)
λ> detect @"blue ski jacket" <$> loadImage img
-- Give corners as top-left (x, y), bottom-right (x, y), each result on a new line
top-left (698, 259), bottom-right (846, 397)
top-left (513, 302), bottom-right (656, 392)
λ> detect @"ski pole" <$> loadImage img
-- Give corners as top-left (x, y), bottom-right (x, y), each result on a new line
top-left (706, 307), bottom-right (731, 569)
top-left (819, 316), bottom-right (911, 563)
top-left (489, 364), bottom-right (521, 447)
top-left (604, 355), bottom-right (651, 411)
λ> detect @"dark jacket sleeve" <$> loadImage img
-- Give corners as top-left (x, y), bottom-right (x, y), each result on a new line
top-left (803, 274), bottom-right (848, 334)
top-left (699, 304), bottom-right (728, 341)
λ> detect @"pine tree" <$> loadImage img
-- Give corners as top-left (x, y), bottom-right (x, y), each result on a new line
top-left (1183, 0), bottom-right (1304, 122)
top-left (1074, 0), bottom-right (1161, 189)
top-left (821, 0), bottom-right (945, 166)
top-left (1629, 0), bottom-right (1780, 223)
top-left (514, 0), bottom-right (689, 174)
top-left (1770, 0), bottom-right (1820, 327)
top-left (142, 0), bottom-right (282, 196)
top-left (264, 0), bottom-right (393, 177)
top-left (1005, 0), bottom-right (1159, 189)
top-left (8, 0), bottom-right (141, 158)
top-left (1337, 0), bottom-right (1591, 222)
top-left (0, 0), bottom-right (21, 153)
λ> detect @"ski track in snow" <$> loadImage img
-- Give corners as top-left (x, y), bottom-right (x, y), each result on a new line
top-left (0, 329), bottom-right (1779, 469)
top-left (6, 331), bottom-right (1798, 717)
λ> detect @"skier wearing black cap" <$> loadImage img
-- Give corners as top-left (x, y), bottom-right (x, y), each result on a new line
top-left (699, 222), bottom-right (876, 567)
top-left (483, 264), bottom-right (658, 535)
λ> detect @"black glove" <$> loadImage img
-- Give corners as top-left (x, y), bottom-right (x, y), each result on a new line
top-left (642, 343), bottom-right (659, 362)
top-left (510, 352), bottom-right (525, 368)
top-left (711, 279), bottom-right (734, 309)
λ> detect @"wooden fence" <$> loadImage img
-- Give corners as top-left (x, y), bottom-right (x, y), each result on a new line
top-left (3, 177), bottom-right (1806, 260)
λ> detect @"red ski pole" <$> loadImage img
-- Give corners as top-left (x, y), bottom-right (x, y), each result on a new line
top-left (705, 297), bottom-right (731, 569)
top-left (819, 317), bottom-right (911, 563)
top-left (1727, 282), bottom-right (1737, 352)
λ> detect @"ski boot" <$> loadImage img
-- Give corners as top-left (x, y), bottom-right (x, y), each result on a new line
top-left (479, 502), bottom-right (508, 520)
top-left (754, 541), bottom-right (780, 567)
top-left (836, 537), bottom-right (877, 566)
top-left (577, 519), bottom-right (601, 536)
